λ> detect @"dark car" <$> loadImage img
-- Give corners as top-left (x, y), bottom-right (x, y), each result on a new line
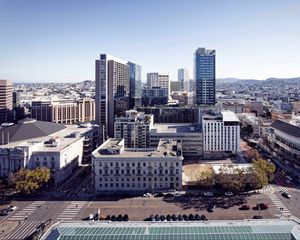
top-left (256, 203), bottom-right (268, 210)
top-left (178, 214), bottom-right (183, 221)
top-left (160, 215), bottom-right (166, 221)
top-left (201, 215), bottom-right (207, 221)
top-left (207, 204), bottom-right (215, 213)
top-left (117, 214), bottom-right (123, 221)
top-left (122, 214), bottom-right (129, 221)
top-left (239, 204), bottom-right (250, 210)
top-left (171, 214), bottom-right (177, 221)
top-left (166, 215), bottom-right (172, 221)
top-left (155, 215), bottom-right (160, 221)
top-left (105, 215), bottom-right (111, 221)
top-left (188, 214), bottom-right (195, 221)
top-left (195, 214), bottom-right (201, 221)
top-left (253, 215), bottom-right (263, 219)
top-left (282, 192), bottom-right (291, 199)
top-left (183, 214), bottom-right (188, 221)
top-left (111, 215), bottom-right (116, 221)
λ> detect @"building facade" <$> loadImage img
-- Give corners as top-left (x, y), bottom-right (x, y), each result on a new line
top-left (147, 73), bottom-right (170, 89)
top-left (128, 62), bottom-right (142, 109)
top-left (31, 98), bottom-right (95, 124)
top-left (92, 138), bottom-right (183, 192)
top-left (142, 87), bottom-right (169, 106)
top-left (194, 48), bottom-right (216, 105)
top-left (114, 110), bottom-right (154, 149)
top-left (202, 111), bottom-right (240, 158)
top-left (95, 54), bottom-right (130, 138)
top-left (178, 68), bottom-right (189, 91)
top-left (0, 80), bottom-right (13, 124)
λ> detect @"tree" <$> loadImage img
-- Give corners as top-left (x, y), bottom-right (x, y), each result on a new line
top-left (10, 167), bottom-right (51, 194)
top-left (196, 170), bottom-right (215, 189)
top-left (252, 158), bottom-right (276, 182)
top-left (215, 169), bottom-right (246, 192)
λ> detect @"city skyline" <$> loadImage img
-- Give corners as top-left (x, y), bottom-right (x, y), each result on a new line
top-left (1, 0), bottom-right (300, 83)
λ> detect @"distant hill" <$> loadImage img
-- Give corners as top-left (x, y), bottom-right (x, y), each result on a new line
top-left (217, 77), bottom-right (300, 84)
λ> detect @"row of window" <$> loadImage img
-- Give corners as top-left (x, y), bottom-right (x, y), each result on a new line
top-left (99, 182), bottom-right (179, 188)
top-left (98, 161), bottom-right (179, 167)
top-left (99, 168), bottom-right (179, 175)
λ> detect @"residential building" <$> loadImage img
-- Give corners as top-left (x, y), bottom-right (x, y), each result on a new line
top-left (270, 120), bottom-right (300, 169)
top-left (202, 111), bottom-right (240, 158)
top-left (147, 73), bottom-right (169, 89)
top-left (95, 54), bottom-right (130, 138)
top-left (178, 68), bottom-right (189, 91)
top-left (92, 138), bottom-right (183, 192)
top-left (31, 98), bottom-right (95, 124)
top-left (128, 62), bottom-right (142, 109)
top-left (245, 100), bottom-right (264, 116)
top-left (194, 48), bottom-right (216, 105)
top-left (114, 110), bottom-right (154, 149)
top-left (0, 118), bottom-right (99, 183)
top-left (0, 80), bottom-right (13, 124)
top-left (150, 123), bottom-right (203, 160)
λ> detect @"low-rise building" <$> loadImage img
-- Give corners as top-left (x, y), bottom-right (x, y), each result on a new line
top-left (92, 138), bottom-right (183, 192)
top-left (270, 120), bottom-right (300, 169)
top-left (0, 118), bottom-right (99, 184)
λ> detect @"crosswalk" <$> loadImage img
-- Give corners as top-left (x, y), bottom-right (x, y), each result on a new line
top-left (57, 201), bottom-right (86, 220)
top-left (7, 201), bottom-right (45, 221)
top-left (268, 193), bottom-right (291, 217)
top-left (1, 220), bottom-right (42, 240)
top-left (270, 184), bottom-right (300, 193)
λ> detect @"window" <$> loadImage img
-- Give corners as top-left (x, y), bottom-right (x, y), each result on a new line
top-left (99, 169), bottom-right (102, 174)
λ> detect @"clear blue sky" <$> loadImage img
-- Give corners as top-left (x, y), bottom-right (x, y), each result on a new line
top-left (0, 0), bottom-right (300, 83)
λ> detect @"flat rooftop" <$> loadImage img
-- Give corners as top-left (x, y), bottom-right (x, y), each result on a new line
top-left (43, 219), bottom-right (300, 240)
top-left (93, 138), bottom-right (182, 159)
top-left (151, 123), bottom-right (201, 134)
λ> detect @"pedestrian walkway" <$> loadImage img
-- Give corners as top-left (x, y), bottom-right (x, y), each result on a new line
top-left (270, 184), bottom-right (300, 193)
top-left (1, 220), bottom-right (42, 240)
top-left (268, 193), bottom-right (291, 217)
top-left (57, 201), bottom-right (86, 220)
top-left (7, 201), bottom-right (45, 221)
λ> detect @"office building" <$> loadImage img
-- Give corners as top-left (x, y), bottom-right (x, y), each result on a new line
top-left (194, 48), bottom-right (216, 105)
top-left (92, 138), bottom-right (183, 192)
top-left (147, 73), bottom-right (169, 89)
top-left (95, 54), bottom-right (130, 138)
top-left (178, 68), bottom-right (189, 91)
top-left (202, 110), bottom-right (240, 158)
top-left (0, 80), bottom-right (13, 124)
top-left (0, 119), bottom-right (99, 183)
top-left (142, 87), bottom-right (169, 106)
top-left (31, 98), bottom-right (95, 124)
top-left (150, 123), bottom-right (203, 160)
top-left (128, 62), bottom-right (142, 109)
top-left (270, 120), bottom-right (300, 168)
top-left (114, 110), bottom-right (154, 149)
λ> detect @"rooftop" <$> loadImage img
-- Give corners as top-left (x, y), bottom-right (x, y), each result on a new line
top-left (271, 120), bottom-right (300, 138)
top-left (221, 111), bottom-right (240, 122)
top-left (92, 138), bottom-right (182, 159)
top-left (43, 219), bottom-right (300, 240)
top-left (151, 123), bottom-right (201, 134)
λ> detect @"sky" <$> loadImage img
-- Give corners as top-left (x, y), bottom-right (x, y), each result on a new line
top-left (0, 0), bottom-right (300, 83)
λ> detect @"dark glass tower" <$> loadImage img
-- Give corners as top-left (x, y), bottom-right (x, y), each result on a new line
top-left (128, 62), bottom-right (142, 109)
top-left (194, 48), bottom-right (216, 105)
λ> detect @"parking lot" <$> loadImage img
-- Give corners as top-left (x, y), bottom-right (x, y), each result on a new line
top-left (76, 192), bottom-right (277, 221)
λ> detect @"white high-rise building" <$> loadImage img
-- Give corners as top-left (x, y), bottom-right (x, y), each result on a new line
top-left (147, 73), bottom-right (169, 89)
top-left (177, 68), bottom-right (189, 91)
top-left (202, 110), bottom-right (240, 158)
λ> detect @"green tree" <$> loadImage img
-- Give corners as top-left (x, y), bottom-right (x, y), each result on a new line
top-left (196, 170), bottom-right (215, 189)
top-left (10, 167), bottom-right (51, 194)
top-left (252, 158), bottom-right (276, 183)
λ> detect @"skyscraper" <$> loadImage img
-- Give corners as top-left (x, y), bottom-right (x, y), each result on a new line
top-left (128, 62), bottom-right (142, 109)
top-left (95, 54), bottom-right (130, 138)
top-left (177, 68), bottom-right (189, 91)
top-left (0, 80), bottom-right (13, 124)
top-left (194, 48), bottom-right (216, 105)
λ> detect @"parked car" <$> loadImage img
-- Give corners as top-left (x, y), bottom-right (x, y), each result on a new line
top-left (174, 192), bottom-right (181, 197)
top-left (282, 192), bottom-right (291, 199)
top-left (155, 215), bottom-right (160, 221)
top-left (203, 192), bottom-right (214, 197)
top-left (116, 214), bottom-right (123, 221)
top-left (166, 215), bottom-right (172, 221)
top-left (183, 214), bottom-right (188, 221)
top-left (239, 204), bottom-right (250, 210)
top-left (0, 209), bottom-right (12, 216)
top-left (89, 214), bottom-right (94, 221)
top-left (122, 214), bottom-right (129, 221)
top-left (225, 191), bottom-right (233, 196)
top-left (171, 214), bottom-right (177, 221)
top-left (253, 215), bottom-right (263, 219)
top-left (201, 215), bottom-right (207, 221)
top-left (105, 215), bottom-right (111, 221)
top-left (178, 214), bottom-right (183, 221)
top-left (143, 193), bottom-right (152, 198)
top-left (111, 215), bottom-right (116, 221)
top-left (150, 215), bottom-right (155, 221)
top-left (256, 203), bottom-right (268, 210)
top-left (188, 214), bottom-right (195, 221)
top-left (207, 204), bottom-right (215, 213)
top-left (8, 205), bottom-right (17, 211)
top-left (195, 214), bottom-right (201, 221)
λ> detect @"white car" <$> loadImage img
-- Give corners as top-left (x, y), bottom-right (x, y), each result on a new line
top-left (143, 193), bottom-right (152, 198)
top-left (225, 191), bottom-right (233, 196)
top-left (89, 214), bottom-right (94, 221)
top-left (174, 192), bottom-right (181, 197)
top-left (203, 192), bottom-right (214, 197)
top-left (8, 206), bottom-right (17, 211)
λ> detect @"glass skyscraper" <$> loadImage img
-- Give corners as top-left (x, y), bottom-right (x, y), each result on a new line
top-left (128, 62), bottom-right (142, 108)
top-left (194, 47), bottom-right (216, 105)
